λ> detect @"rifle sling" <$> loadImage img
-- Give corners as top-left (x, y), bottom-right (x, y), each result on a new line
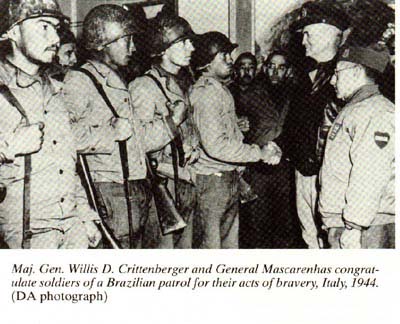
top-left (145, 74), bottom-right (184, 208)
top-left (74, 68), bottom-right (134, 248)
top-left (0, 84), bottom-right (32, 249)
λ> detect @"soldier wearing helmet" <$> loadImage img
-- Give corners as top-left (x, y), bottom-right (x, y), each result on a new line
top-left (189, 31), bottom-right (282, 249)
top-left (129, 14), bottom-right (199, 248)
top-left (0, 0), bottom-right (101, 249)
top-left (63, 4), bottom-right (158, 249)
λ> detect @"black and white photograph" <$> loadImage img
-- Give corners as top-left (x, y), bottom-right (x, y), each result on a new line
top-left (0, 0), bottom-right (397, 322)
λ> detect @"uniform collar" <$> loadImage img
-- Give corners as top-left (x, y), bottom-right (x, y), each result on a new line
top-left (86, 60), bottom-right (127, 90)
top-left (0, 59), bottom-right (60, 94)
top-left (347, 84), bottom-right (380, 106)
top-left (150, 64), bottom-right (187, 98)
top-left (194, 75), bottom-right (224, 89)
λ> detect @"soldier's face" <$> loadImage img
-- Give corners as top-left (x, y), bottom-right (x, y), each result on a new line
top-left (164, 39), bottom-right (195, 68)
top-left (208, 51), bottom-right (233, 80)
top-left (236, 57), bottom-right (256, 85)
top-left (266, 54), bottom-right (289, 85)
top-left (330, 61), bottom-right (359, 100)
top-left (302, 23), bottom-right (341, 62)
top-left (57, 43), bottom-right (77, 67)
top-left (103, 34), bottom-right (136, 69)
top-left (16, 17), bottom-right (60, 64)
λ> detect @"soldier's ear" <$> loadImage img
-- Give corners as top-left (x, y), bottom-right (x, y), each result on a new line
top-left (4, 25), bottom-right (21, 44)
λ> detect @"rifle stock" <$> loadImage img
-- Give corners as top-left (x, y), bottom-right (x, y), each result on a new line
top-left (78, 154), bottom-right (121, 249)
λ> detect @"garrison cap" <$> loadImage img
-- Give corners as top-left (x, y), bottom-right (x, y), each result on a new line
top-left (338, 46), bottom-right (390, 74)
top-left (291, 1), bottom-right (350, 32)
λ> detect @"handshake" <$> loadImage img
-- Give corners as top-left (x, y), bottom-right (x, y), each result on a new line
top-left (260, 141), bottom-right (282, 165)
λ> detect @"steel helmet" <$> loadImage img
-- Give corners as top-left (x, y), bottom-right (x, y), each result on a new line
top-left (191, 31), bottom-right (238, 70)
top-left (0, 0), bottom-right (68, 38)
top-left (150, 14), bottom-right (195, 56)
top-left (83, 4), bottom-right (142, 51)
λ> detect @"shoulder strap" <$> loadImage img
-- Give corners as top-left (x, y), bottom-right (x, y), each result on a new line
top-left (0, 84), bottom-right (32, 249)
top-left (145, 74), bottom-right (184, 208)
top-left (73, 68), bottom-right (135, 248)
top-left (146, 74), bottom-right (172, 104)
top-left (74, 68), bottom-right (119, 118)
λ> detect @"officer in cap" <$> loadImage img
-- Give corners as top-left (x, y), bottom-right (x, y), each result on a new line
top-left (278, 0), bottom-right (350, 249)
top-left (0, 0), bottom-right (101, 249)
top-left (319, 45), bottom-right (394, 249)
top-left (63, 4), bottom-right (157, 249)
top-left (129, 14), bottom-right (200, 249)
top-left (190, 31), bottom-right (282, 249)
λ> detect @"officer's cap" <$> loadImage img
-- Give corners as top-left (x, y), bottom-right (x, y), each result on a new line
top-left (291, 1), bottom-right (350, 32)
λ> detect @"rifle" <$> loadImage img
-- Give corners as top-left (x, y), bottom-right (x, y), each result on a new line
top-left (74, 68), bottom-right (136, 248)
top-left (78, 154), bottom-right (121, 249)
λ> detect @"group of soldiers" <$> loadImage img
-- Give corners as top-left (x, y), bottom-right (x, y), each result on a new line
top-left (0, 0), bottom-right (395, 249)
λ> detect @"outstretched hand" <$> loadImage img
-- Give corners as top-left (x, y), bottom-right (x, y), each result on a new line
top-left (261, 141), bottom-right (282, 165)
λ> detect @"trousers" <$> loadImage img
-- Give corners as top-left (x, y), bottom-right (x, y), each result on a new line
top-left (295, 170), bottom-right (321, 249)
top-left (94, 179), bottom-right (152, 249)
top-left (194, 171), bottom-right (239, 249)
top-left (327, 224), bottom-right (395, 249)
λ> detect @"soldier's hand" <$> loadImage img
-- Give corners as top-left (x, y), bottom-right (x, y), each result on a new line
top-left (339, 228), bottom-right (362, 249)
top-left (11, 122), bottom-right (45, 157)
top-left (237, 116), bottom-right (250, 133)
top-left (170, 100), bottom-right (188, 126)
top-left (261, 141), bottom-right (282, 165)
top-left (83, 221), bottom-right (102, 248)
top-left (111, 117), bottom-right (132, 141)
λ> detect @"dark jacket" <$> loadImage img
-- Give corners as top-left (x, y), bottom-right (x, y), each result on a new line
top-left (276, 60), bottom-right (343, 176)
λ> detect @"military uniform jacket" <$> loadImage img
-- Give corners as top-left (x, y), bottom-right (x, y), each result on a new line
top-left (129, 65), bottom-right (199, 164)
top-left (0, 59), bottom-right (97, 236)
top-left (319, 84), bottom-right (395, 229)
top-left (190, 76), bottom-right (262, 175)
top-left (63, 60), bottom-right (147, 182)
top-left (278, 60), bottom-right (342, 176)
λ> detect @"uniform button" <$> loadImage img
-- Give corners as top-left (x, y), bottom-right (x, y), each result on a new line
top-left (59, 169), bottom-right (63, 175)
top-left (124, 98), bottom-right (129, 103)
top-left (91, 147), bottom-right (96, 152)
top-left (44, 110), bottom-right (48, 115)
top-left (53, 140), bottom-right (57, 145)
top-left (60, 198), bottom-right (64, 203)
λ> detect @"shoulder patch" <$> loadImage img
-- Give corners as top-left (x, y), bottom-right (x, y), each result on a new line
top-left (374, 132), bottom-right (390, 148)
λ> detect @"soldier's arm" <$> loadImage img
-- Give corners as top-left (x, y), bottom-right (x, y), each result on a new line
top-left (129, 77), bottom-right (177, 153)
top-left (343, 109), bottom-right (394, 228)
top-left (63, 71), bottom-right (118, 154)
top-left (192, 86), bottom-right (262, 164)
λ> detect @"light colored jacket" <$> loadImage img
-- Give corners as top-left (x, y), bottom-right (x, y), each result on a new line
top-left (319, 84), bottom-right (395, 228)
top-left (129, 65), bottom-right (199, 164)
top-left (0, 60), bottom-right (97, 237)
top-left (63, 60), bottom-right (147, 182)
top-left (190, 76), bottom-right (262, 175)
